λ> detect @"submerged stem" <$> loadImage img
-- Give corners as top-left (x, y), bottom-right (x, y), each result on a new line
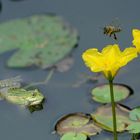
top-left (131, 133), bottom-right (140, 140)
top-left (131, 133), bottom-right (135, 140)
top-left (24, 68), bottom-right (55, 89)
top-left (109, 79), bottom-right (118, 140)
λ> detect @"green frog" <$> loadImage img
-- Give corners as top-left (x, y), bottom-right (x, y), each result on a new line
top-left (0, 76), bottom-right (45, 112)
top-left (0, 88), bottom-right (44, 106)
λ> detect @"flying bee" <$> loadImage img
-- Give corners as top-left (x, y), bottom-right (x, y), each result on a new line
top-left (103, 26), bottom-right (121, 40)
top-left (103, 18), bottom-right (122, 40)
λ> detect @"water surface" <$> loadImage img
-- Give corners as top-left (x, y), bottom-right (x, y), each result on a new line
top-left (0, 0), bottom-right (140, 140)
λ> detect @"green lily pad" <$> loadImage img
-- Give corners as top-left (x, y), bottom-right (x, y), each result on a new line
top-left (60, 133), bottom-right (87, 140)
top-left (129, 107), bottom-right (140, 121)
top-left (55, 113), bottom-right (101, 136)
top-left (91, 104), bottom-right (132, 132)
top-left (91, 84), bottom-right (132, 103)
top-left (127, 107), bottom-right (140, 134)
top-left (0, 14), bottom-right (78, 69)
top-left (127, 122), bottom-right (140, 134)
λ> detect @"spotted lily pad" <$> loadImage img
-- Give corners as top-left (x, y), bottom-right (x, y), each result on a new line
top-left (91, 84), bottom-right (132, 103)
top-left (91, 104), bottom-right (132, 132)
top-left (60, 133), bottom-right (87, 140)
top-left (0, 14), bottom-right (78, 69)
top-left (55, 113), bottom-right (101, 136)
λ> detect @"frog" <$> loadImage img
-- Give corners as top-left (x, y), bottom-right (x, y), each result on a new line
top-left (0, 88), bottom-right (44, 106)
top-left (0, 76), bottom-right (45, 110)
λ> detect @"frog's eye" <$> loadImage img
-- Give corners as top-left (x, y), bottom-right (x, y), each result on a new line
top-left (32, 92), bottom-right (36, 96)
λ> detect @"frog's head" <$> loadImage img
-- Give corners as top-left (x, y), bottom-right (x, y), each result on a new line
top-left (27, 89), bottom-right (44, 106)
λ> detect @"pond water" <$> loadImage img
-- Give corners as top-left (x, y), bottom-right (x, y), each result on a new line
top-left (0, 0), bottom-right (140, 140)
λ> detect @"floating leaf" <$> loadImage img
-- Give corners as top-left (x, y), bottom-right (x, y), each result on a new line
top-left (0, 15), bottom-right (78, 69)
top-left (127, 107), bottom-right (140, 134)
top-left (91, 104), bottom-right (132, 132)
top-left (129, 107), bottom-right (140, 121)
top-left (55, 113), bottom-right (101, 136)
top-left (60, 133), bottom-right (87, 140)
top-left (91, 84), bottom-right (132, 103)
top-left (127, 122), bottom-right (140, 134)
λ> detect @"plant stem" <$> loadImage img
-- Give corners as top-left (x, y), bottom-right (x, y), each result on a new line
top-left (24, 68), bottom-right (55, 89)
top-left (109, 79), bottom-right (118, 140)
top-left (131, 133), bottom-right (135, 140)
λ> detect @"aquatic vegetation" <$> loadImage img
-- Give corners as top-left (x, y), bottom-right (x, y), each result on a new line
top-left (24, 68), bottom-right (55, 89)
top-left (91, 104), bottom-right (132, 132)
top-left (73, 73), bottom-right (102, 88)
top-left (126, 107), bottom-right (140, 139)
top-left (60, 132), bottom-right (87, 140)
top-left (91, 84), bottom-right (132, 103)
top-left (55, 113), bottom-right (101, 140)
top-left (0, 15), bottom-right (78, 69)
top-left (82, 44), bottom-right (137, 140)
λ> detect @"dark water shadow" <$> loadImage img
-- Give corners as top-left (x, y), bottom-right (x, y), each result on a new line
top-left (0, 1), bottom-right (2, 12)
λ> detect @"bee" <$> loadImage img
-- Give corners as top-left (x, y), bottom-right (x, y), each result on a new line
top-left (103, 19), bottom-right (122, 40)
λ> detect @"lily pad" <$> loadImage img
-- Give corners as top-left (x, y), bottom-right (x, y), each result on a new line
top-left (91, 104), bottom-right (132, 132)
top-left (55, 113), bottom-right (101, 136)
top-left (127, 122), bottom-right (140, 134)
top-left (129, 107), bottom-right (140, 121)
top-left (127, 107), bottom-right (140, 134)
top-left (60, 133), bottom-right (87, 140)
top-left (0, 14), bottom-right (78, 69)
top-left (91, 84), bottom-right (132, 103)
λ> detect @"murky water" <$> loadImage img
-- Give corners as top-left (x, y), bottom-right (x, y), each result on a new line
top-left (0, 0), bottom-right (140, 140)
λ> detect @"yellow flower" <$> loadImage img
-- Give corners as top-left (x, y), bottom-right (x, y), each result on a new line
top-left (132, 29), bottom-right (140, 53)
top-left (82, 44), bottom-right (137, 79)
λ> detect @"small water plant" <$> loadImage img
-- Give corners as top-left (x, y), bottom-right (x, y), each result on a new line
top-left (55, 113), bottom-right (101, 140)
top-left (82, 44), bottom-right (137, 140)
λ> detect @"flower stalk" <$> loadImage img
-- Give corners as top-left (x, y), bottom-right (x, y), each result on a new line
top-left (109, 78), bottom-right (118, 140)
top-left (82, 44), bottom-right (138, 140)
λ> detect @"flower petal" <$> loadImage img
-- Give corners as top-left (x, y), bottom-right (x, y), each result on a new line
top-left (132, 29), bottom-right (140, 53)
top-left (82, 48), bottom-right (104, 72)
top-left (120, 47), bottom-right (138, 66)
top-left (82, 44), bottom-right (137, 79)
